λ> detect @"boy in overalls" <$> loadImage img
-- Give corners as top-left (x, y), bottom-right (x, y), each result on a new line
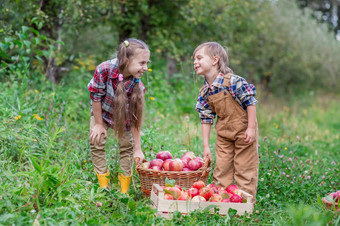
top-left (193, 42), bottom-right (259, 199)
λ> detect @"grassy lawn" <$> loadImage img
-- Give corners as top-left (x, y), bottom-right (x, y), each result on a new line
top-left (0, 70), bottom-right (339, 225)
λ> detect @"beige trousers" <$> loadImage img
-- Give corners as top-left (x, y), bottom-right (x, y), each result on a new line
top-left (89, 116), bottom-right (134, 176)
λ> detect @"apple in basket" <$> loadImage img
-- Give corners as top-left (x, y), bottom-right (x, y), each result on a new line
top-left (169, 158), bottom-right (184, 171)
top-left (150, 159), bottom-right (163, 168)
top-left (162, 159), bottom-right (172, 171)
top-left (140, 162), bottom-right (150, 169)
top-left (150, 165), bottom-right (162, 171)
top-left (188, 159), bottom-right (203, 171)
top-left (181, 152), bottom-right (196, 163)
top-left (156, 151), bottom-right (172, 161)
top-left (182, 167), bottom-right (192, 171)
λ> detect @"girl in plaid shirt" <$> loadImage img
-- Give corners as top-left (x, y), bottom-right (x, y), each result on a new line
top-left (193, 42), bottom-right (259, 199)
top-left (88, 38), bottom-right (150, 192)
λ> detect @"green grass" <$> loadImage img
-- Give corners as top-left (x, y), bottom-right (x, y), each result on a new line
top-left (0, 67), bottom-right (339, 225)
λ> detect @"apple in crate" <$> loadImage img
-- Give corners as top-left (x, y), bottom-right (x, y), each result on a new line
top-left (199, 187), bottom-right (214, 201)
top-left (226, 184), bottom-right (239, 195)
top-left (164, 194), bottom-right (174, 200)
top-left (230, 194), bottom-right (243, 203)
top-left (221, 198), bottom-right (231, 203)
top-left (210, 194), bottom-right (223, 202)
top-left (191, 195), bottom-right (206, 202)
top-left (169, 158), bottom-right (184, 171)
top-left (178, 191), bottom-right (189, 201)
top-left (162, 159), bottom-right (172, 171)
top-left (192, 181), bottom-right (205, 190)
top-left (187, 187), bottom-right (199, 198)
top-left (188, 159), bottom-right (203, 171)
top-left (150, 159), bottom-right (163, 168)
top-left (156, 151), bottom-right (172, 161)
top-left (207, 183), bottom-right (218, 193)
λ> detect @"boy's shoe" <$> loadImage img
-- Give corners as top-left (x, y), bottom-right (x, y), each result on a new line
top-left (118, 173), bottom-right (131, 194)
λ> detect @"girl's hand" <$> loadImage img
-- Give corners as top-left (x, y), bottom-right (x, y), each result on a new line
top-left (89, 124), bottom-right (107, 145)
top-left (134, 149), bottom-right (145, 166)
top-left (203, 147), bottom-right (212, 162)
top-left (244, 127), bottom-right (256, 144)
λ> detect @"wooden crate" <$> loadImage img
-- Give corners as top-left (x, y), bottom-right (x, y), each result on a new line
top-left (150, 184), bottom-right (254, 218)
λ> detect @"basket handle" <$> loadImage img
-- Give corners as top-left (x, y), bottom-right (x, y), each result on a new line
top-left (202, 157), bottom-right (211, 168)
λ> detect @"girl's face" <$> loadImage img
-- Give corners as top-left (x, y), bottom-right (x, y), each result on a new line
top-left (193, 48), bottom-right (215, 76)
top-left (124, 49), bottom-right (150, 79)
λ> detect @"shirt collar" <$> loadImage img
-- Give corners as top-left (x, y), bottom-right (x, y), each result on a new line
top-left (203, 73), bottom-right (225, 89)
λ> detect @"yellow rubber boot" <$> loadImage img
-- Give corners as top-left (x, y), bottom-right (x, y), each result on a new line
top-left (118, 173), bottom-right (131, 194)
top-left (95, 170), bottom-right (110, 189)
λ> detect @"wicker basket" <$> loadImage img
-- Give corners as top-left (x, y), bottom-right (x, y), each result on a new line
top-left (136, 159), bottom-right (211, 196)
top-left (322, 197), bottom-right (339, 212)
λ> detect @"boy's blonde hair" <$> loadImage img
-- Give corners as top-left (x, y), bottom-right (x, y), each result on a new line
top-left (113, 38), bottom-right (149, 138)
top-left (193, 42), bottom-right (233, 74)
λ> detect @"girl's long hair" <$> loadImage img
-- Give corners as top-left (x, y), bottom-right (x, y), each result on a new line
top-left (113, 38), bottom-right (148, 138)
top-left (193, 42), bottom-right (233, 74)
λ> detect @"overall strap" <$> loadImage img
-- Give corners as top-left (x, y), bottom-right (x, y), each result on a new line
top-left (200, 86), bottom-right (206, 98)
top-left (222, 73), bottom-right (233, 87)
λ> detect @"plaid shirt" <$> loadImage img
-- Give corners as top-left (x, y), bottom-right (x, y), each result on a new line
top-left (88, 58), bottom-right (145, 129)
top-left (196, 73), bottom-right (257, 124)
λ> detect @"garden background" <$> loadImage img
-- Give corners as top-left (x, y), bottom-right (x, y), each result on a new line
top-left (1, 0), bottom-right (339, 225)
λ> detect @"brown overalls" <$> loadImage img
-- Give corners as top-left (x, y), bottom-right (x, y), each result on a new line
top-left (201, 73), bottom-right (259, 198)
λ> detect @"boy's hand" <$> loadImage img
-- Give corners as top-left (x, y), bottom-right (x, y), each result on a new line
top-left (203, 147), bottom-right (212, 162)
top-left (89, 124), bottom-right (107, 145)
top-left (244, 127), bottom-right (256, 144)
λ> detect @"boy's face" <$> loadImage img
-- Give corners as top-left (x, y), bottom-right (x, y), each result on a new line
top-left (193, 47), bottom-right (215, 76)
top-left (124, 49), bottom-right (150, 79)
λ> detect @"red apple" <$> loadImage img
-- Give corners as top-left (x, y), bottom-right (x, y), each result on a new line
top-left (150, 159), bottom-right (163, 168)
top-left (164, 194), bottom-right (174, 200)
top-left (175, 185), bottom-right (183, 191)
top-left (230, 194), bottom-right (243, 203)
top-left (191, 195), bottom-right (206, 202)
top-left (199, 187), bottom-right (214, 201)
top-left (182, 167), bottom-right (192, 171)
top-left (169, 187), bottom-right (182, 199)
top-left (195, 157), bottom-right (204, 164)
top-left (140, 162), bottom-right (150, 169)
top-left (169, 158), bottom-right (184, 171)
top-left (226, 184), bottom-right (239, 195)
top-left (187, 187), bottom-right (199, 198)
top-left (181, 159), bottom-right (188, 168)
top-left (218, 190), bottom-right (232, 199)
top-left (150, 165), bottom-right (162, 171)
top-left (221, 198), bottom-right (231, 203)
top-left (156, 151), bottom-right (172, 161)
top-left (181, 155), bottom-right (193, 164)
top-left (210, 194), bottom-right (222, 202)
top-left (188, 159), bottom-right (203, 171)
top-left (182, 152), bottom-right (196, 159)
top-left (192, 181), bottom-right (205, 191)
top-left (178, 191), bottom-right (189, 201)
top-left (207, 184), bottom-right (218, 193)
top-left (333, 190), bottom-right (340, 202)
top-left (162, 159), bottom-right (172, 171)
